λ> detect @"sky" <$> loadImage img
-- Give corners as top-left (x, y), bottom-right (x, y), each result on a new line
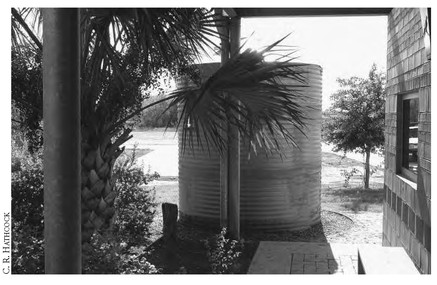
top-left (7, 8), bottom-right (389, 111)
top-left (202, 15), bottom-right (388, 110)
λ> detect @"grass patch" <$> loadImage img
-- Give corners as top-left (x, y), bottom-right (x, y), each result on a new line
top-left (124, 148), bottom-right (153, 158)
top-left (321, 150), bottom-right (384, 190)
top-left (343, 200), bottom-right (370, 212)
top-left (322, 187), bottom-right (384, 213)
top-left (322, 152), bottom-right (363, 167)
top-left (323, 187), bottom-right (384, 203)
top-left (133, 127), bottom-right (177, 132)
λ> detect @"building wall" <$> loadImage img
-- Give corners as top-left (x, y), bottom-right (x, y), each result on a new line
top-left (384, 8), bottom-right (431, 274)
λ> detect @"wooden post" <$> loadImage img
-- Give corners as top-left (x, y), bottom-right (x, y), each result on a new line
top-left (162, 203), bottom-right (178, 243)
top-left (42, 8), bottom-right (81, 274)
top-left (215, 9), bottom-right (230, 229)
top-left (228, 16), bottom-right (241, 240)
top-left (162, 203), bottom-right (178, 262)
top-left (215, 10), bottom-right (242, 240)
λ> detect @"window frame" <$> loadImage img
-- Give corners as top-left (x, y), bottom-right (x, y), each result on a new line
top-left (397, 92), bottom-right (419, 183)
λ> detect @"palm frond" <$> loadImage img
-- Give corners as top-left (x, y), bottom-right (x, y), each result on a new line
top-left (11, 8), bottom-right (43, 53)
top-left (81, 8), bottom-right (220, 71)
top-left (78, 8), bottom-right (222, 133)
top-left (168, 38), bottom-right (311, 157)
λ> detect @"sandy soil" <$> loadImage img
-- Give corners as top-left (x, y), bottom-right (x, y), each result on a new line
top-left (131, 129), bottom-right (385, 245)
top-left (125, 129), bottom-right (385, 185)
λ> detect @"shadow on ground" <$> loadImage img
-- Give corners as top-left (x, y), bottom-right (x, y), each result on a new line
top-left (144, 236), bottom-right (212, 274)
top-left (144, 209), bottom-right (354, 274)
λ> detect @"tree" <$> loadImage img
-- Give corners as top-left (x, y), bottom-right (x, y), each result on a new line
top-left (12, 8), bottom-right (310, 243)
top-left (12, 8), bottom-right (220, 242)
top-left (11, 48), bottom-right (43, 152)
top-left (322, 64), bottom-right (385, 189)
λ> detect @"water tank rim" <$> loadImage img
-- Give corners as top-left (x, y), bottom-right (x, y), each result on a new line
top-left (191, 61), bottom-right (322, 68)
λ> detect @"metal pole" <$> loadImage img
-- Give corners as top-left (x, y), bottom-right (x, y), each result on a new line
top-left (43, 8), bottom-right (81, 274)
top-left (228, 16), bottom-right (241, 240)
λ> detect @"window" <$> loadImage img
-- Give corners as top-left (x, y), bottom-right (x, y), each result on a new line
top-left (398, 93), bottom-right (419, 182)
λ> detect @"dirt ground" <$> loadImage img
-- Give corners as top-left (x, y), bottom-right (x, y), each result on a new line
top-left (320, 150), bottom-right (384, 245)
top-left (131, 129), bottom-right (385, 245)
top-left (147, 184), bottom-right (384, 245)
top-left (127, 130), bottom-right (385, 273)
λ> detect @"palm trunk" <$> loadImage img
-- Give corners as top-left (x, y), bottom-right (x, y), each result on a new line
top-left (364, 148), bottom-right (371, 189)
top-left (80, 126), bottom-right (132, 243)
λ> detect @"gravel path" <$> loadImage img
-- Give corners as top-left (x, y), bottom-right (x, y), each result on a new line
top-left (147, 179), bottom-right (383, 245)
top-left (173, 209), bottom-right (382, 245)
top-left (326, 209), bottom-right (382, 244)
top-left (133, 130), bottom-right (384, 246)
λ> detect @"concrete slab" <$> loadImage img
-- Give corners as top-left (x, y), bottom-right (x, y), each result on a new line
top-left (248, 246), bottom-right (292, 274)
top-left (357, 244), bottom-right (420, 274)
top-left (248, 241), bottom-right (359, 274)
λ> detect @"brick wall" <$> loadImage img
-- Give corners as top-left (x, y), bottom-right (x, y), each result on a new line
top-left (383, 8), bottom-right (431, 274)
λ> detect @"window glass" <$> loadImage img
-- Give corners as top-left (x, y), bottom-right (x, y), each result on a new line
top-left (402, 97), bottom-right (419, 174)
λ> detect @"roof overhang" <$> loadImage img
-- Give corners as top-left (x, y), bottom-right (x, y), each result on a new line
top-left (221, 8), bottom-right (392, 18)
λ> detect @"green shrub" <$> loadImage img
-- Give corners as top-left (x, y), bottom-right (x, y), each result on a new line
top-left (139, 95), bottom-right (178, 129)
top-left (11, 132), bottom-right (44, 274)
top-left (11, 137), bottom-right (160, 274)
top-left (82, 147), bottom-right (161, 273)
top-left (11, 128), bottom-right (43, 173)
top-left (204, 228), bottom-right (244, 274)
top-left (82, 233), bottom-right (162, 274)
top-left (12, 228), bottom-right (44, 274)
top-left (111, 149), bottom-right (160, 247)
top-left (118, 246), bottom-right (161, 274)
top-left (340, 164), bottom-right (382, 188)
top-left (340, 167), bottom-right (360, 188)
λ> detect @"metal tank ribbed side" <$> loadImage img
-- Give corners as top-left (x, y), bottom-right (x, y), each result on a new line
top-left (177, 63), bottom-right (322, 231)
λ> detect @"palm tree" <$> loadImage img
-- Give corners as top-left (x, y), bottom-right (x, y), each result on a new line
top-left (12, 8), bottom-right (309, 243)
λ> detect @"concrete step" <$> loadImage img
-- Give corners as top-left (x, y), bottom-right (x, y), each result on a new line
top-left (357, 244), bottom-right (419, 274)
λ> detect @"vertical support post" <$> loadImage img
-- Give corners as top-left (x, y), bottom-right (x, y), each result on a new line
top-left (43, 8), bottom-right (81, 274)
top-left (228, 16), bottom-right (241, 240)
top-left (216, 9), bottom-right (230, 229)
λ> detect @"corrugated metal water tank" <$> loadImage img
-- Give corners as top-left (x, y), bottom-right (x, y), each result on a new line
top-left (178, 62), bottom-right (322, 232)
